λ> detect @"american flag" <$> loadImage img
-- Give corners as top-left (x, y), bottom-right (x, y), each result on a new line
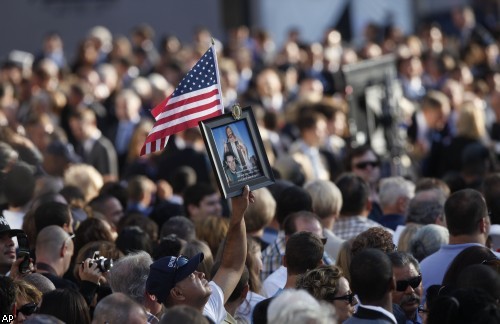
top-left (140, 45), bottom-right (223, 156)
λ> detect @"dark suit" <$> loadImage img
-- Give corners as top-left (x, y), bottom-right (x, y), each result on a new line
top-left (75, 136), bottom-right (119, 178)
top-left (344, 305), bottom-right (397, 324)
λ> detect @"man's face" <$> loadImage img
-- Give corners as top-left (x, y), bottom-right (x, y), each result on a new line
top-left (392, 264), bottom-right (422, 320)
top-left (226, 155), bottom-right (237, 171)
top-left (351, 150), bottom-right (380, 184)
top-left (198, 193), bottom-right (223, 218)
top-left (0, 233), bottom-right (15, 274)
top-left (103, 197), bottom-right (124, 229)
top-left (175, 270), bottom-right (212, 307)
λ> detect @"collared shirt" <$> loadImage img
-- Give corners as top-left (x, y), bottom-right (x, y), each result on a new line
top-left (261, 231), bottom-right (286, 282)
top-left (146, 311), bottom-right (159, 324)
top-left (261, 231), bottom-right (334, 282)
top-left (358, 304), bottom-right (397, 324)
top-left (333, 216), bottom-right (393, 240)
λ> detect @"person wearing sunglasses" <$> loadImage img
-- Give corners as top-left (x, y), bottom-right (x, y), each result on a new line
top-left (11, 279), bottom-right (41, 323)
top-left (388, 252), bottom-right (423, 324)
top-left (146, 186), bottom-right (254, 324)
top-left (296, 265), bottom-right (358, 323)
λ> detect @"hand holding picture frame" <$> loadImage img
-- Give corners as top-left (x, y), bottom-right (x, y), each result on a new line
top-left (199, 106), bottom-right (275, 198)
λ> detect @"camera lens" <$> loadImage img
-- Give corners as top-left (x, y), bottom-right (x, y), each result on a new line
top-left (97, 258), bottom-right (113, 272)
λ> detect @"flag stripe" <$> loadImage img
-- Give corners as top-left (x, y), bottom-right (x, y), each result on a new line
top-left (155, 87), bottom-right (219, 120)
top-left (144, 107), bottom-right (221, 143)
top-left (152, 97), bottom-right (221, 131)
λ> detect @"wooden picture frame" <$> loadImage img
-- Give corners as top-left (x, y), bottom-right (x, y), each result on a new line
top-left (199, 106), bottom-right (275, 198)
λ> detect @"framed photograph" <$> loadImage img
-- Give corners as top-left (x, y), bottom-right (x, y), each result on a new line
top-left (199, 106), bottom-right (275, 198)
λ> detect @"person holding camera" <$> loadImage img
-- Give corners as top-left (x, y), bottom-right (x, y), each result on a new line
top-left (34, 225), bottom-right (104, 305)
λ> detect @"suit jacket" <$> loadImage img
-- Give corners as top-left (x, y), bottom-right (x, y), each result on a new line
top-left (344, 305), bottom-right (397, 324)
top-left (76, 135), bottom-right (119, 178)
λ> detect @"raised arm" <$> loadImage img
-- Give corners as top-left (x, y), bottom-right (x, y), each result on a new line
top-left (212, 185), bottom-right (254, 303)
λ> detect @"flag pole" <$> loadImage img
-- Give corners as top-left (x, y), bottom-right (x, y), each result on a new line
top-left (211, 37), bottom-right (224, 114)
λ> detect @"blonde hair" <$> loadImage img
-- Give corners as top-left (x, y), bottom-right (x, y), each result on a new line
top-left (336, 238), bottom-right (354, 283)
top-left (398, 223), bottom-right (422, 252)
top-left (195, 216), bottom-right (229, 257)
top-left (244, 187), bottom-right (276, 233)
top-left (181, 239), bottom-right (214, 280)
top-left (14, 280), bottom-right (42, 304)
top-left (64, 164), bottom-right (103, 203)
top-left (305, 180), bottom-right (343, 219)
top-left (456, 101), bottom-right (486, 139)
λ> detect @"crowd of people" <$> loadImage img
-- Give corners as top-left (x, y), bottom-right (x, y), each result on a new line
top-left (0, 3), bottom-right (499, 324)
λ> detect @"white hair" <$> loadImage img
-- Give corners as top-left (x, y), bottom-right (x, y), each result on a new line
top-left (379, 176), bottom-right (415, 208)
top-left (268, 289), bottom-right (337, 324)
top-left (409, 224), bottom-right (449, 262)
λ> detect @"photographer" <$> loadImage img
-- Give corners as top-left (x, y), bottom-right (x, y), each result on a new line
top-left (34, 226), bottom-right (106, 305)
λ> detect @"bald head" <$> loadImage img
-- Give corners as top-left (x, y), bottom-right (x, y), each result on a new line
top-left (35, 226), bottom-right (74, 275)
top-left (92, 293), bottom-right (147, 324)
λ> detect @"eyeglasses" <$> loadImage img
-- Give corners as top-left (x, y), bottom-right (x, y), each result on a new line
top-left (326, 292), bottom-right (356, 304)
top-left (353, 161), bottom-right (380, 169)
top-left (16, 302), bottom-right (38, 316)
top-left (396, 275), bottom-right (422, 292)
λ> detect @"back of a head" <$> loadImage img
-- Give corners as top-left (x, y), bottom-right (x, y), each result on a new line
top-left (304, 180), bottom-right (343, 219)
top-left (407, 190), bottom-right (445, 224)
top-left (38, 289), bottom-right (90, 324)
top-left (409, 224), bottom-right (449, 262)
top-left (457, 264), bottom-right (500, 301)
top-left (350, 248), bottom-right (393, 304)
top-left (444, 189), bottom-right (486, 236)
top-left (115, 226), bottom-right (152, 255)
top-left (34, 201), bottom-right (71, 234)
top-left (285, 231), bottom-right (324, 275)
top-left (170, 166), bottom-right (197, 194)
top-left (4, 161), bottom-right (35, 207)
top-left (160, 216), bottom-right (196, 241)
top-left (244, 187), bottom-right (276, 233)
top-left (415, 177), bottom-right (450, 198)
top-left (422, 90), bottom-right (450, 114)
top-left (351, 227), bottom-right (395, 257)
top-left (108, 251), bottom-right (152, 304)
top-left (442, 245), bottom-right (496, 287)
top-left (427, 288), bottom-right (499, 324)
top-left (35, 225), bottom-right (70, 259)
top-left (267, 289), bottom-right (336, 324)
top-left (275, 185), bottom-right (313, 226)
top-left (93, 292), bottom-right (147, 324)
top-left (296, 265), bottom-right (343, 301)
top-left (23, 273), bottom-right (56, 294)
top-left (378, 177), bottom-right (415, 209)
top-left (336, 173), bottom-right (370, 216)
top-left (160, 305), bottom-right (209, 324)
top-left (126, 175), bottom-right (154, 202)
top-left (282, 211), bottom-right (322, 236)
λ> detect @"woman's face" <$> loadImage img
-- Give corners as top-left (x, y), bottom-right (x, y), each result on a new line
top-left (14, 297), bottom-right (35, 323)
top-left (333, 277), bottom-right (357, 322)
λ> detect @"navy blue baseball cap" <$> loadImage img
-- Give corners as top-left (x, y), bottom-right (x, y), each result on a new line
top-left (146, 253), bottom-right (204, 303)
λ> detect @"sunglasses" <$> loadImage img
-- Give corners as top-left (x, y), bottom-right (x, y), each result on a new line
top-left (396, 275), bottom-right (422, 292)
top-left (326, 292), bottom-right (356, 304)
top-left (354, 161), bottom-right (380, 169)
top-left (16, 302), bottom-right (38, 316)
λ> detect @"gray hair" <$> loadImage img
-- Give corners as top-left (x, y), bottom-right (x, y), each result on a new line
top-left (92, 292), bottom-right (147, 324)
top-left (108, 251), bottom-right (153, 304)
top-left (304, 180), bottom-right (343, 219)
top-left (379, 177), bottom-right (415, 208)
top-left (406, 189), bottom-right (445, 224)
top-left (409, 224), bottom-right (449, 262)
top-left (160, 216), bottom-right (196, 241)
top-left (23, 273), bottom-right (56, 294)
top-left (388, 251), bottom-right (420, 272)
top-left (268, 289), bottom-right (337, 324)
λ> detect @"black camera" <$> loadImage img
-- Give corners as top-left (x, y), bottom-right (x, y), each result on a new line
top-left (89, 251), bottom-right (113, 272)
top-left (17, 233), bottom-right (31, 274)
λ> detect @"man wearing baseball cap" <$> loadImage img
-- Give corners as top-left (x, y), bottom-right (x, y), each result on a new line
top-left (146, 185), bottom-right (254, 323)
top-left (0, 217), bottom-right (24, 275)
